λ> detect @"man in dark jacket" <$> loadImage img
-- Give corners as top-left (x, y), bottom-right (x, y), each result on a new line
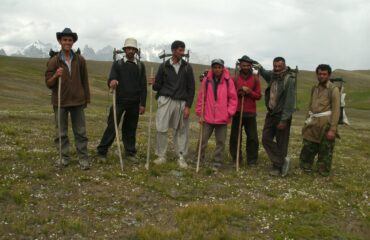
top-left (229, 55), bottom-right (262, 166)
top-left (259, 57), bottom-right (296, 177)
top-left (150, 40), bottom-right (195, 169)
top-left (97, 38), bottom-right (147, 162)
top-left (45, 27), bottom-right (90, 170)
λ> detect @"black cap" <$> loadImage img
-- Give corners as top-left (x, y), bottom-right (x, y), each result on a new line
top-left (211, 59), bottom-right (224, 66)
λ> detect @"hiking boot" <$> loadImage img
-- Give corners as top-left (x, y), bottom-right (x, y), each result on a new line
top-left (177, 156), bottom-right (188, 169)
top-left (281, 157), bottom-right (290, 177)
top-left (153, 157), bottom-right (166, 165)
top-left (269, 167), bottom-right (281, 176)
top-left (80, 160), bottom-right (90, 170)
top-left (96, 153), bottom-right (107, 163)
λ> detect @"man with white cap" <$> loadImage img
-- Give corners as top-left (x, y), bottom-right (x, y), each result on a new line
top-left (97, 38), bottom-right (147, 162)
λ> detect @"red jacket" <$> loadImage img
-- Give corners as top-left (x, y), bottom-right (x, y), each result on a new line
top-left (196, 69), bottom-right (237, 124)
top-left (233, 73), bottom-right (261, 114)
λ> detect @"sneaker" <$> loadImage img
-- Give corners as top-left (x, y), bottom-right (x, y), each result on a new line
top-left (269, 168), bottom-right (281, 176)
top-left (80, 160), bottom-right (90, 170)
top-left (153, 157), bottom-right (166, 165)
top-left (281, 157), bottom-right (290, 177)
top-left (96, 153), bottom-right (107, 163)
top-left (177, 156), bottom-right (188, 169)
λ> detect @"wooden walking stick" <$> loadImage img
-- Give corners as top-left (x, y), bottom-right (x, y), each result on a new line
top-left (196, 78), bottom-right (206, 173)
top-left (236, 95), bottom-right (244, 172)
top-left (112, 88), bottom-right (124, 171)
top-left (57, 75), bottom-right (62, 166)
top-left (145, 67), bottom-right (154, 170)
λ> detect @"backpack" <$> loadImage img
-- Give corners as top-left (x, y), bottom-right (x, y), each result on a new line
top-left (330, 78), bottom-right (349, 125)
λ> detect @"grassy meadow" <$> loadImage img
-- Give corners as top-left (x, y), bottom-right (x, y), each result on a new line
top-left (0, 55), bottom-right (369, 239)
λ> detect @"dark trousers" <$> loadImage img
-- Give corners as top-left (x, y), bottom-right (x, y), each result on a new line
top-left (53, 105), bottom-right (88, 161)
top-left (229, 113), bottom-right (259, 164)
top-left (262, 113), bottom-right (292, 168)
top-left (299, 138), bottom-right (335, 176)
top-left (97, 101), bottom-right (139, 156)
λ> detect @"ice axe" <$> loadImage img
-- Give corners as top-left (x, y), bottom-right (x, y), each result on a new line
top-left (145, 67), bottom-right (154, 170)
top-left (111, 87), bottom-right (124, 171)
top-left (57, 75), bottom-right (62, 167)
top-left (196, 70), bottom-right (207, 173)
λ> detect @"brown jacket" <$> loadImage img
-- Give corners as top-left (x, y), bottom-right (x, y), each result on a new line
top-left (302, 81), bottom-right (340, 143)
top-left (45, 52), bottom-right (90, 107)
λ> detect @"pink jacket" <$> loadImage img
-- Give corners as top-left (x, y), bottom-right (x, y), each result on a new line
top-left (196, 68), bottom-right (238, 124)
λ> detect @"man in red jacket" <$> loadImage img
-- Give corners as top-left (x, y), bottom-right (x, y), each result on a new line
top-left (229, 55), bottom-right (261, 166)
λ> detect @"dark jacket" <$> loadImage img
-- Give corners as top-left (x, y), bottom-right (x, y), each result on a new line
top-left (45, 51), bottom-right (90, 107)
top-left (260, 67), bottom-right (296, 121)
top-left (108, 59), bottom-right (147, 107)
top-left (153, 59), bottom-right (195, 108)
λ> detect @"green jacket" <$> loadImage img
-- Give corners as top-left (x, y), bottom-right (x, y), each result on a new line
top-left (260, 67), bottom-right (296, 122)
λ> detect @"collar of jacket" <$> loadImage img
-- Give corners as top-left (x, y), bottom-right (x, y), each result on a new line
top-left (272, 66), bottom-right (291, 80)
top-left (59, 50), bottom-right (75, 62)
top-left (316, 80), bottom-right (332, 89)
top-left (165, 58), bottom-right (188, 68)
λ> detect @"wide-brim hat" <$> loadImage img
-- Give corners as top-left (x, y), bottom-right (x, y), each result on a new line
top-left (123, 38), bottom-right (138, 50)
top-left (56, 28), bottom-right (78, 42)
top-left (238, 55), bottom-right (254, 63)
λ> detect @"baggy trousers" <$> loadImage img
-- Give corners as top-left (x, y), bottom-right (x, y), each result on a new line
top-left (155, 96), bottom-right (189, 158)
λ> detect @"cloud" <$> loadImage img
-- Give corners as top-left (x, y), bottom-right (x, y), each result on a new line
top-left (0, 0), bottom-right (369, 70)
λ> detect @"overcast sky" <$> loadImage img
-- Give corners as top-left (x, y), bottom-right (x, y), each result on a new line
top-left (1, 0), bottom-right (369, 70)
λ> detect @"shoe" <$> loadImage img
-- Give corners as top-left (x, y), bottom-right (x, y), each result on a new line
top-left (126, 154), bottom-right (139, 163)
top-left (153, 157), bottom-right (166, 165)
top-left (55, 158), bottom-right (69, 168)
top-left (96, 153), bottom-right (107, 163)
top-left (269, 168), bottom-right (281, 176)
top-left (281, 157), bottom-right (290, 177)
top-left (177, 156), bottom-right (188, 169)
top-left (80, 160), bottom-right (90, 170)
top-left (210, 162), bottom-right (223, 172)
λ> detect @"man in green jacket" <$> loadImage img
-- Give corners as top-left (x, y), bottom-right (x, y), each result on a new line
top-left (259, 57), bottom-right (296, 177)
top-left (300, 64), bottom-right (340, 176)
top-left (45, 28), bottom-right (90, 170)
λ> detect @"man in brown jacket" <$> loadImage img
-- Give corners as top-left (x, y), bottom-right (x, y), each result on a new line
top-left (300, 64), bottom-right (340, 176)
top-left (45, 28), bottom-right (91, 170)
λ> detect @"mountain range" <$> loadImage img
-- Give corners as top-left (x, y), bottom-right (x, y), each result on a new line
top-left (4, 40), bottom-right (210, 64)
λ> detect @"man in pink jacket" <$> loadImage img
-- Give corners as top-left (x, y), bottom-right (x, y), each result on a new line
top-left (196, 59), bottom-right (237, 168)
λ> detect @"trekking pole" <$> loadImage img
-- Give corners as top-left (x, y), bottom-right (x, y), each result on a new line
top-left (111, 88), bottom-right (124, 171)
top-left (57, 75), bottom-right (62, 166)
top-left (236, 96), bottom-right (244, 172)
top-left (145, 67), bottom-right (154, 170)
top-left (196, 80), bottom-right (206, 173)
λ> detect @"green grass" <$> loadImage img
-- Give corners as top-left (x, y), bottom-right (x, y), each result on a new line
top-left (0, 56), bottom-right (369, 239)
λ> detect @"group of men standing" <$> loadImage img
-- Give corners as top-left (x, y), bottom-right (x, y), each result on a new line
top-left (45, 28), bottom-right (340, 177)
